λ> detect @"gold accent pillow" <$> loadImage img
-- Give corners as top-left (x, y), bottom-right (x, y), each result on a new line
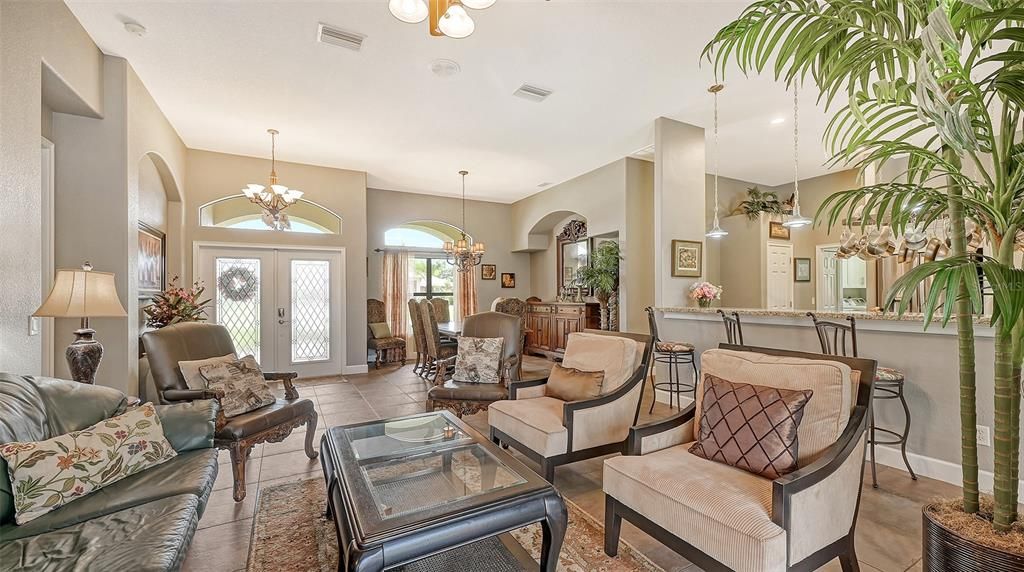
top-left (545, 364), bottom-right (605, 402)
top-left (199, 356), bottom-right (276, 417)
top-left (369, 322), bottom-right (393, 339)
top-left (689, 374), bottom-right (813, 480)
top-left (0, 403), bottom-right (178, 524)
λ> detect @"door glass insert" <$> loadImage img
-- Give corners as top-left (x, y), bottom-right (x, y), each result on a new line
top-left (215, 258), bottom-right (261, 361)
top-left (291, 259), bottom-right (331, 362)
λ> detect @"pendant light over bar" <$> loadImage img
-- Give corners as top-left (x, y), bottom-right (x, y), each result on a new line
top-left (706, 83), bottom-right (728, 239)
top-left (783, 83), bottom-right (811, 228)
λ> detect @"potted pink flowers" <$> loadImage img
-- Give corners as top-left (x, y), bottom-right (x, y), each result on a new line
top-left (688, 281), bottom-right (722, 309)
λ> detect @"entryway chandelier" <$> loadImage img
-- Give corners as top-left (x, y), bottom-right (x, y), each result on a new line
top-left (443, 170), bottom-right (485, 272)
top-left (389, 0), bottom-right (495, 39)
top-left (242, 129), bottom-right (304, 231)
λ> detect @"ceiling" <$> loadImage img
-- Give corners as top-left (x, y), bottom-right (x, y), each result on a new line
top-left (65, 0), bottom-right (845, 203)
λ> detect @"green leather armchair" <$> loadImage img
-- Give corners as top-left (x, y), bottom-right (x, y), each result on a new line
top-left (142, 322), bottom-right (318, 502)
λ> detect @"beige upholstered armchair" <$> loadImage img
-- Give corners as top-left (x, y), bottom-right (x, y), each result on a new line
top-left (488, 330), bottom-right (652, 483)
top-left (603, 345), bottom-right (876, 572)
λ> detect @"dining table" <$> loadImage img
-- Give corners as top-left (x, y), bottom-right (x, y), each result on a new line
top-left (437, 321), bottom-right (462, 337)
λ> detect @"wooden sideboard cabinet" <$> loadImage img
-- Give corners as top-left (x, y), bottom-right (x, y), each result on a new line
top-left (525, 301), bottom-right (600, 359)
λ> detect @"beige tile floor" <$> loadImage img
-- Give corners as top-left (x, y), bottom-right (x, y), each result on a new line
top-left (181, 357), bottom-right (954, 572)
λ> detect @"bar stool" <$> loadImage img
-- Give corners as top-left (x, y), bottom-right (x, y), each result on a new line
top-left (806, 312), bottom-right (917, 488)
top-left (718, 310), bottom-right (744, 345)
top-left (645, 307), bottom-right (698, 413)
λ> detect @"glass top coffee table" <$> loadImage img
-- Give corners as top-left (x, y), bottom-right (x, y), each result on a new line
top-left (321, 410), bottom-right (567, 572)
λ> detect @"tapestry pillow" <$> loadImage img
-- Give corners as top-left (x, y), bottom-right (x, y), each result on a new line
top-left (369, 322), bottom-right (393, 339)
top-left (0, 403), bottom-right (177, 525)
top-left (199, 356), bottom-right (276, 418)
top-left (545, 364), bottom-right (605, 402)
top-left (179, 353), bottom-right (236, 390)
top-left (453, 337), bottom-right (504, 384)
top-left (689, 374), bottom-right (813, 480)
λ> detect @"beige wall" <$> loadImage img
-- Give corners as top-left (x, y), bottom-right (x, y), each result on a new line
top-left (365, 188), bottom-right (531, 310)
top-left (138, 156), bottom-right (168, 232)
top-left (184, 149), bottom-right (368, 370)
top-left (0, 0), bottom-right (104, 376)
top-left (623, 159), bottom-right (655, 332)
top-left (704, 174), bottom-right (761, 288)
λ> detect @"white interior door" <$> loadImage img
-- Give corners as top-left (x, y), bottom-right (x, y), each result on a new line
top-left (197, 246), bottom-right (344, 377)
top-left (817, 246), bottom-right (840, 312)
top-left (766, 243), bottom-right (794, 310)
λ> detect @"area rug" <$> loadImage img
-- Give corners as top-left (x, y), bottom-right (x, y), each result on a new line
top-left (246, 478), bottom-right (663, 572)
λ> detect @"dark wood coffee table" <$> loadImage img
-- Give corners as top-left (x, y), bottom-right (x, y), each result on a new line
top-left (320, 410), bottom-right (567, 572)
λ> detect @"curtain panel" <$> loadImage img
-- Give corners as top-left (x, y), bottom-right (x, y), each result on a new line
top-left (381, 250), bottom-right (410, 341)
top-left (457, 268), bottom-right (478, 322)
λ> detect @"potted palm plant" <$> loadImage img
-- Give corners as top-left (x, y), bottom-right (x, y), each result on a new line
top-left (705, 1), bottom-right (1024, 568)
top-left (577, 240), bottom-right (621, 331)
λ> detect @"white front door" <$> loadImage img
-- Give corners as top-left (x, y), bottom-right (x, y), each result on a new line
top-left (766, 243), bottom-right (794, 310)
top-left (197, 246), bottom-right (344, 378)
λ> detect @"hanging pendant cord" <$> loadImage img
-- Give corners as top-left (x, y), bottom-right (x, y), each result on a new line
top-left (793, 85), bottom-right (800, 210)
top-left (460, 170), bottom-right (468, 239)
top-left (713, 87), bottom-right (721, 226)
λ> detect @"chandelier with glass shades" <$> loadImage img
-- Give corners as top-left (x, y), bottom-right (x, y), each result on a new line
top-left (389, 0), bottom-right (495, 39)
top-left (443, 170), bottom-right (485, 272)
top-left (242, 129), bottom-right (304, 231)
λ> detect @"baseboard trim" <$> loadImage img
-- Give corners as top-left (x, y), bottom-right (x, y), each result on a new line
top-left (343, 364), bottom-right (369, 375)
top-left (872, 444), bottom-right (1024, 498)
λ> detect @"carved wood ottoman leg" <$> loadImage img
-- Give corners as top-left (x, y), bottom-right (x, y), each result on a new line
top-left (304, 412), bottom-right (319, 459)
top-left (229, 443), bottom-right (250, 502)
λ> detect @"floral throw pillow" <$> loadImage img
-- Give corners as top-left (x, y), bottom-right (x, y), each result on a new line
top-left (0, 403), bottom-right (177, 524)
top-left (199, 355), bottom-right (276, 417)
top-left (453, 337), bottom-right (504, 384)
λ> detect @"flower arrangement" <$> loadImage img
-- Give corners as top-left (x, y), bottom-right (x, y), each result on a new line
top-left (142, 277), bottom-right (211, 328)
top-left (688, 282), bottom-right (722, 308)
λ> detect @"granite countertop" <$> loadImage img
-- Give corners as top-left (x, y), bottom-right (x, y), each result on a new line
top-left (656, 306), bottom-right (989, 324)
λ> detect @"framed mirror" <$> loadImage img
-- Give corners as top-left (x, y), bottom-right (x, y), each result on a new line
top-left (556, 219), bottom-right (589, 294)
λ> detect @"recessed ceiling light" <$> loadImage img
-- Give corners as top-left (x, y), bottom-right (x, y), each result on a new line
top-left (771, 116), bottom-right (786, 125)
top-left (430, 59), bottom-right (461, 78)
top-left (123, 21), bottom-right (147, 37)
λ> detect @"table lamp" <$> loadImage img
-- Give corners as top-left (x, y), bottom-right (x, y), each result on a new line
top-left (33, 262), bottom-right (127, 384)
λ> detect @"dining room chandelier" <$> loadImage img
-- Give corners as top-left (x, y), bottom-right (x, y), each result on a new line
top-left (443, 170), bottom-right (485, 272)
top-left (242, 129), bottom-right (304, 231)
top-left (389, 0), bottom-right (495, 39)
top-left (783, 84), bottom-right (812, 228)
top-left (706, 83), bottom-right (728, 239)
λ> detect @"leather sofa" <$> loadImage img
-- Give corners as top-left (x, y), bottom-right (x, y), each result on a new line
top-left (0, 373), bottom-right (219, 571)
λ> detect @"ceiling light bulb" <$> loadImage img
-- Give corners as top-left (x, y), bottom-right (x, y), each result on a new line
top-left (462, 0), bottom-right (497, 8)
top-left (389, 0), bottom-right (428, 24)
top-left (439, 2), bottom-right (475, 38)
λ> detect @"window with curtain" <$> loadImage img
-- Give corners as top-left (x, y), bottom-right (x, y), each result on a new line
top-left (410, 256), bottom-right (456, 317)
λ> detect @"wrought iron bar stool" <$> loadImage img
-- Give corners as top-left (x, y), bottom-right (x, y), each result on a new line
top-left (645, 307), bottom-right (698, 413)
top-left (718, 309), bottom-right (744, 345)
top-left (806, 312), bottom-right (917, 488)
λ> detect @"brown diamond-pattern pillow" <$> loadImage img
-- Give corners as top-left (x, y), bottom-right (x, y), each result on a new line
top-left (689, 374), bottom-right (813, 479)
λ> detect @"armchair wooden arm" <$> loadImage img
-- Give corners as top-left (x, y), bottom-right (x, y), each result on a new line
top-left (162, 388), bottom-right (225, 402)
top-left (264, 371), bottom-right (300, 399)
top-left (625, 404), bottom-right (696, 455)
top-left (507, 377), bottom-right (548, 399)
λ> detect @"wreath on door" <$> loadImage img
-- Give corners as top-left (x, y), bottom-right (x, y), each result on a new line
top-left (217, 266), bottom-right (258, 302)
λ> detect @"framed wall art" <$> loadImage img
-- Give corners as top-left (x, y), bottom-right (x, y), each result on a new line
top-left (501, 272), bottom-right (516, 288)
top-left (138, 223), bottom-right (166, 298)
top-left (671, 240), bottom-right (702, 278)
top-left (769, 221), bottom-right (791, 240)
top-left (794, 257), bottom-right (811, 282)
top-left (481, 264), bottom-right (496, 280)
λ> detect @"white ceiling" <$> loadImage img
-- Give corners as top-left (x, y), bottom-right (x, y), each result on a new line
top-left (65, 0), bottom-right (844, 203)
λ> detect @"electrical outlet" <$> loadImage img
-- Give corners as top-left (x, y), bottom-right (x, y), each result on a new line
top-left (977, 425), bottom-right (992, 447)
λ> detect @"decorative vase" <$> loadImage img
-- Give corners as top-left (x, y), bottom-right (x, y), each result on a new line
top-left (922, 504), bottom-right (1024, 571)
top-left (698, 299), bottom-right (713, 309)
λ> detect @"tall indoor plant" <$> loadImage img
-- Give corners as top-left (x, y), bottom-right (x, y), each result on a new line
top-left (704, 0), bottom-right (1023, 563)
top-left (578, 240), bottom-right (621, 330)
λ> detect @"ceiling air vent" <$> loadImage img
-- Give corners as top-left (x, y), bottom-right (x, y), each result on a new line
top-left (513, 83), bottom-right (553, 102)
top-left (318, 23), bottom-right (365, 51)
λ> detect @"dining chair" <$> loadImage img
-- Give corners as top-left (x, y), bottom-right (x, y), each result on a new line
top-left (717, 309), bottom-right (744, 345)
top-left (420, 299), bottom-right (457, 383)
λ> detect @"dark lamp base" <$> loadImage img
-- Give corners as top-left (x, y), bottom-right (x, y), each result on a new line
top-left (66, 328), bottom-right (104, 384)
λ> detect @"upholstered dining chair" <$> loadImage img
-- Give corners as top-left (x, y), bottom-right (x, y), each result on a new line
top-left (419, 299), bottom-right (458, 383)
top-left (488, 330), bottom-right (652, 482)
top-left (603, 345), bottom-right (877, 572)
top-left (430, 297), bottom-right (451, 323)
top-left (408, 298), bottom-right (429, 377)
top-left (367, 299), bottom-right (407, 369)
top-left (143, 322), bottom-right (318, 502)
top-left (426, 311), bottom-right (522, 417)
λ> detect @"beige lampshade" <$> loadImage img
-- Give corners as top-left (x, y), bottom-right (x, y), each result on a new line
top-left (33, 269), bottom-right (127, 318)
